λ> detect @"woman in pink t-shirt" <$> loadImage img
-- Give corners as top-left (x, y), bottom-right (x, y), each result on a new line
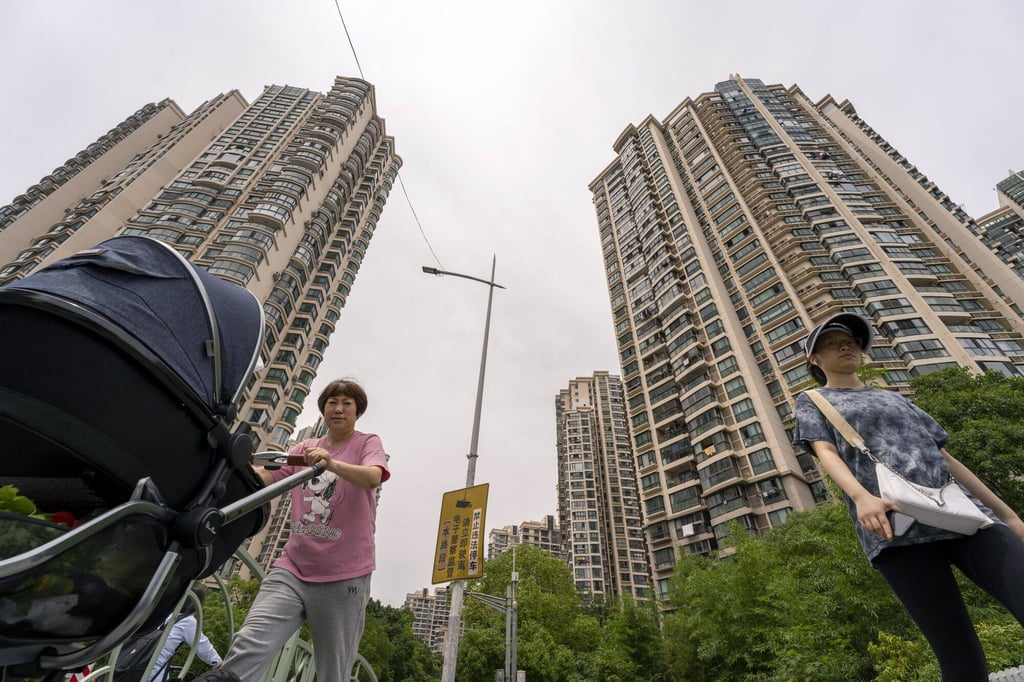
top-left (219, 379), bottom-right (390, 682)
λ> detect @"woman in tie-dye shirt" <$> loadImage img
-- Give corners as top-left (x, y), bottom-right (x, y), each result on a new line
top-left (793, 312), bottom-right (1024, 681)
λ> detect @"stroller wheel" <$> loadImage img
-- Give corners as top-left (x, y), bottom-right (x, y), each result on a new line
top-left (191, 669), bottom-right (241, 682)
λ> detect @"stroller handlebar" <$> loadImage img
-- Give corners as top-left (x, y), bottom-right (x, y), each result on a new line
top-left (220, 455), bottom-right (325, 526)
top-left (250, 450), bottom-right (308, 468)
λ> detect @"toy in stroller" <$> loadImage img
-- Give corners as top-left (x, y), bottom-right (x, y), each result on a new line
top-left (0, 236), bottom-right (325, 681)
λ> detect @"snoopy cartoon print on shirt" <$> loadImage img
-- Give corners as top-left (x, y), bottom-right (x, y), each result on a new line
top-left (301, 471), bottom-right (338, 525)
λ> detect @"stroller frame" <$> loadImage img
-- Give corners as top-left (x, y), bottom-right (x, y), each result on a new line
top-left (0, 237), bottom-right (323, 679)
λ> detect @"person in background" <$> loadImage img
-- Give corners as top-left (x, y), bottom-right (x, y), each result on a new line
top-left (149, 585), bottom-right (222, 681)
top-left (220, 379), bottom-right (390, 682)
top-left (792, 312), bottom-right (1024, 681)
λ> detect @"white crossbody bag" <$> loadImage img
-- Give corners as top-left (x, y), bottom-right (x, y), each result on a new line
top-left (807, 390), bottom-right (994, 536)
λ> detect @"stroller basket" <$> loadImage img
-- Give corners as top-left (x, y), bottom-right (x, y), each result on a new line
top-left (0, 237), bottom-right (315, 678)
top-left (0, 503), bottom-right (169, 643)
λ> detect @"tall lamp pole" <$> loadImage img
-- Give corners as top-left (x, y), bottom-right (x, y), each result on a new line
top-left (422, 257), bottom-right (505, 682)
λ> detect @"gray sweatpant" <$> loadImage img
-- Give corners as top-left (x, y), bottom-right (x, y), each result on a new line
top-left (221, 568), bottom-right (371, 682)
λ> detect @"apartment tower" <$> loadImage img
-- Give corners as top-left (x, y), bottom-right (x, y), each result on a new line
top-left (0, 77), bottom-right (401, 451)
top-left (487, 515), bottom-right (564, 560)
top-left (556, 372), bottom-right (651, 600)
top-left (974, 170), bottom-right (1024, 283)
top-left (404, 586), bottom-right (451, 654)
top-left (589, 75), bottom-right (1024, 599)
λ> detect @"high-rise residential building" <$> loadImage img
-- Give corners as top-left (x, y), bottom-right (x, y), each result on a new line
top-left (974, 170), bottom-right (1024, 283)
top-left (293, 418), bottom-right (328, 443)
top-left (556, 372), bottom-right (651, 600)
top-left (404, 586), bottom-right (451, 654)
top-left (1, 77), bottom-right (400, 577)
top-left (0, 98), bottom-right (245, 265)
top-left (589, 75), bottom-right (1024, 599)
top-left (487, 515), bottom-right (564, 560)
top-left (0, 77), bottom-right (401, 454)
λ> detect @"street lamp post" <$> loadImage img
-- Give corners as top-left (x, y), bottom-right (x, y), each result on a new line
top-left (422, 257), bottom-right (505, 682)
top-left (465, 571), bottom-right (518, 681)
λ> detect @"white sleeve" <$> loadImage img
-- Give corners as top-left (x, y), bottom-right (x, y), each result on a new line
top-left (195, 628), bottom-right (222, 666)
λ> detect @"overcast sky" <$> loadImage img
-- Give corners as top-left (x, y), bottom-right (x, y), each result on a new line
top-left (2, 1), bottom-right (1022, 607)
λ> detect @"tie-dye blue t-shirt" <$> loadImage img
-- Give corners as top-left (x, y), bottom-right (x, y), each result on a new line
top-left (792, 386), bottom-right (1000, 562)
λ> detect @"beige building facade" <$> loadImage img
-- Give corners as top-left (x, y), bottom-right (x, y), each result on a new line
top-left (0, 96), bottom-right (245, 272)
top-left (556, 372), bottom-right (651, 600)
top-left (589, 75), bottom-right (1024, 599)
top-left (1, 77), bottom-right (401, 577)
top-left (973, 170), bottom-right (1024, 284)
top-left (404, 586), bottom-right (451, 654)
top-left (0, 77), bottom-right (401, 454)
top-left (487, 515), bottom-right (564, 560)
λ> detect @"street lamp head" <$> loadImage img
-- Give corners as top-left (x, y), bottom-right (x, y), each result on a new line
top-left (422, 266), bottom-right (442, 275)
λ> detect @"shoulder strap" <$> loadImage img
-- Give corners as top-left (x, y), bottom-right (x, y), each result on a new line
top-left (805, 389), bottom-right (878, 463)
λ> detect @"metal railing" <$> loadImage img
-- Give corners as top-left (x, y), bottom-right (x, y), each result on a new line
top-left (79, 545), bottom-right (377, 682)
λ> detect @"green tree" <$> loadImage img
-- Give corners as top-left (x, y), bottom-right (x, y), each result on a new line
top-left (909, 366), bottom-right (1024, 513)
top-left (664, 505), bottom-right (916, 681)
top-left (868, 631), bottom-right (939, 682)
top-left (597, 596), bottom-right (667, 681)
top-left (457, 545), bottom-right (603, 681)
top-left (358, 598), bottom-right (442, 681)
top-left (199, 576), bottom-right (262, 657)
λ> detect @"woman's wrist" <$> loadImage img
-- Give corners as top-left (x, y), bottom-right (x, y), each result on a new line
top-left (848, 488), bottom-right (875, 505)
top-left (1001, 513), bottom-right (1024, 527)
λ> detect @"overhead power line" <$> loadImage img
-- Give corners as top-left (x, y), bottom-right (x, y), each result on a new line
top-left (333, 0), bottom-right (365, 79)
top-left (331, 0), bottom-right (444, 270)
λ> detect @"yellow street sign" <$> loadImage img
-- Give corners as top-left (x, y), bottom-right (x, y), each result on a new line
top-left (432, 483), bottom-right (489, 584)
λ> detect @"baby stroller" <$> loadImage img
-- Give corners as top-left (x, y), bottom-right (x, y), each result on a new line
top-left (0, 236), bottom-right (323, 680)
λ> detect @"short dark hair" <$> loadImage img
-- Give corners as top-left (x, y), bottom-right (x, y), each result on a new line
top-left (807, 361), bottom-right (828, 386)
top-left (317, 379), bottom-right (368, 417)
top-left (182, 584), bottom-right (206, 616)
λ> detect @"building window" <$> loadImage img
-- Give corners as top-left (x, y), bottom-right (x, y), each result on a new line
top-left (717, 356), bottom-right (739, 378)
top-left (710, 337), bottom-right (732, 357)
top-left (748, 448), bottom-right (775, 474)
top-left (758, 477), bottom-right (786, 502)
top-left (724, 376), bottom-right (746, 398)
top-left (731, 398), bottom-right (756, 422)
top-left (644, 496), bottom-right (666, 515)
top-left (255, 387), bottom-right (280, 407)
top-left (739, 422), bottom-right (765, 446)
top-left (880, 318), bottom-right (931, 338)
top-left (669, 486), bottom-right (700, 513)
top-left (895, 338), bottom-right (949, 361)
top-left (641, 472), bottom-right (661, 491)
top-left (653, 547), bottom-right (676, 570)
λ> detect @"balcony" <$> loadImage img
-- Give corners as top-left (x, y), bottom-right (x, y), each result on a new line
top-left (210, 152), bottom-right (244, 169)
top-left (291, 150), bottom-right (325, 171)
top-left (194, 171), bottom-right (229, 189)
top-left (249, 203), bottom-right (291, 229)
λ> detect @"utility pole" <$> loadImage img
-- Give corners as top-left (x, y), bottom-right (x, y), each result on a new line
top-left (423, 258), bottom-right (505, 682)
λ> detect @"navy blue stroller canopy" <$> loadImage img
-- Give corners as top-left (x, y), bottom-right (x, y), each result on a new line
top-left (0, 235), bottom-right (266, 513)
top-left (16, 235), bottom-right (263, 409)
top-left (0, 236), bottom-right (272, 678)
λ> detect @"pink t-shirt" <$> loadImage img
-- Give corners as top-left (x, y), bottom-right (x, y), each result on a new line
top-left (269, 431), bottom-right (390, 582)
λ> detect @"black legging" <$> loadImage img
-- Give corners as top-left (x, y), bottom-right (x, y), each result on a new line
top-left (873, 524), bottom-right (1024, 681)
